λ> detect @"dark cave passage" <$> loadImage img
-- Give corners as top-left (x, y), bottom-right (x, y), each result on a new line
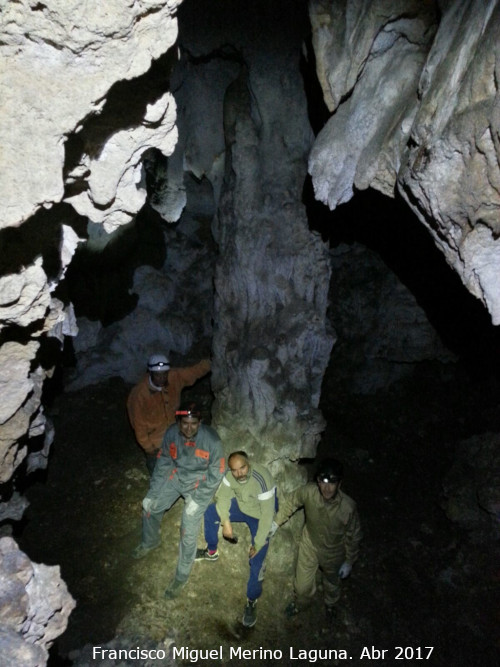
top-left (305, 182), bottom-right (500, 373)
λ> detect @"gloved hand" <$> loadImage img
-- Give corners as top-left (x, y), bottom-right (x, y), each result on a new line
top-left (142, 497), bottom-right (156, 513)
top-left (269, 520), bottom-right (279, 537)
top-left (338, 562), bottom-right (352, 579)
top-left (185, 498), bottom-right (199, 516)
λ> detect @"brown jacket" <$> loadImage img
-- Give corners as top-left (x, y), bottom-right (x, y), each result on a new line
top-left (126, 359), bottom-right (210, 454)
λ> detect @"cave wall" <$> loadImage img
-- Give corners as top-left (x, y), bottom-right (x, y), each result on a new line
top-left (64, 182), bottom-right (217, 391)
top-left (309, 0), bottom-right (500, 323)
top-left (0, 0), bottom-right (181, 490)
top-left (329, 240), bottom-right (456, 394)
top-left (0, 2), bottom-right (182, 660)
top-left (1, 0), bottom-right (180, 231)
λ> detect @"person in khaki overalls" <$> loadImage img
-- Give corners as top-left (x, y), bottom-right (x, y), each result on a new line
top-left (276, 458), bottom-right (361, 621)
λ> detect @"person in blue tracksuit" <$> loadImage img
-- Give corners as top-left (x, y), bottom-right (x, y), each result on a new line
top-left (196, 450), bottom-right (278, 627)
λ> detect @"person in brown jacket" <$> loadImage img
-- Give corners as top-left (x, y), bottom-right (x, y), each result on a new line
top-left (127, 353), bottom-right (211, 474)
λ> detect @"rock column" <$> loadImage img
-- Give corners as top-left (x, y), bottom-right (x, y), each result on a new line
top-left (208, 4), bottom-right (334, 485)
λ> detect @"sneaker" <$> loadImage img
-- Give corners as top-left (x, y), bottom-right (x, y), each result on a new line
top-left (285, 600), bottom-right (299, 618)
top-left (131, 542), bottom-right (160, 560)
top-left (164, 578), bottom-right (186, 600)
top-left (242, 599), bottom-right (257, 628)
top-left (195, 547), bottom-right (219, 561)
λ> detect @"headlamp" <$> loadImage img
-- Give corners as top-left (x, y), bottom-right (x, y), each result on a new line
top-left (318, 474), bottom-right (339, 484)
top-left (147, 354), bottom-right (170, 372)
top-left (176, 408), bottom-right (201, 418)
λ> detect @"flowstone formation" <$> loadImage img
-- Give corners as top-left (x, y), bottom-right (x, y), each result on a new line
top-left (309, 0), bottom-right (500, 324)
top-left (169, 0), bottom-right (335, 484)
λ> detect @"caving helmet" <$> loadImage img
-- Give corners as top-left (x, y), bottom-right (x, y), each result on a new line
top-left (147, 353), bottom-right (170, 372)
top-left (316, 458), bottom-right (343, 484)
top-left (175, 402), bottom-right (202, 420)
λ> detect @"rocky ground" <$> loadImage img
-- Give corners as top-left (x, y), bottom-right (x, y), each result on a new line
top-left (16, 362), bottom-right (499, 667)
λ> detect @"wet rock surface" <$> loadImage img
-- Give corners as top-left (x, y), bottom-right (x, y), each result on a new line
top-left (16, 365), bottom-right (499, 667)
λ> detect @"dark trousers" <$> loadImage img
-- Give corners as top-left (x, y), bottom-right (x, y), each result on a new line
top-left (204, 498), bottom-right (270, 601)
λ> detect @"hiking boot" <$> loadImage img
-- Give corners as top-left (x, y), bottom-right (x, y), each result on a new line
top-left (131, 542), bottom-right (160, 560)
top-left (285, 600), bottom-right (299, 618)
top-left (242, 599), bottom-right (257, 628)
top-left (164, 578), bottom-right (186, 600)
top-left (195, 547), bottom-right (219, 561)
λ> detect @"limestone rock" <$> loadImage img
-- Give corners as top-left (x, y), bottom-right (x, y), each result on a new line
top-left (26, 417), bottom-right (55, 474)
top-left (399, 0), bottom-right (500, 324)
top-left (0, 0), bottom-right (181, 487)
top-left (24, 562), bottom-right (76, 645)
top-left (308, 0), bottom-right (500, 324)
top-left (442, 433), bottom-right (500, 542)
top-left (0, 364), bottom-right (46, 484)
top-left (65, 92), bottom-right (179, 233)
top-left (0, 0), bottom-right (181, 229)
top-left (0, 493), bottom-right (30, 524)
top-left (0, 260), bottom-right (51, 333)
top-left (64, 204), bottom-right (215, 391)
top-left (309, 0), bottom-right (437, 204)
top-left (149, 55), bottom-right (241, 222)
top-left (0, 244), bottom-right (79, 484)
top-left (184, 0), bottom-right (336, 477)
top-left (0, 626), bottom-right (47, 667)
top-left (0, 344), bottom-right (51, 485)
top-left (0, 537), bottom-right (75, 666)
top-left (0, 342), bottom-right (38, 426)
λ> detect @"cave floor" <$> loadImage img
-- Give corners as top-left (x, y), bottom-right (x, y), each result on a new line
top-left (17, 365), bottom-right (499, 667)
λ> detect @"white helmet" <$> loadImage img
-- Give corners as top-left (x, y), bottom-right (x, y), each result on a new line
top-left (147, 353), bottom-right (170, 372)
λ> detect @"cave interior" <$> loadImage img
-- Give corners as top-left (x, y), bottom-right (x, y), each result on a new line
top-left (1, 1), bottom-right (499, 666)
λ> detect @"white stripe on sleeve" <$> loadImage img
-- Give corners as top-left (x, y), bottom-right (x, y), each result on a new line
top-left (257, 486), bottom-right (276, 501)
